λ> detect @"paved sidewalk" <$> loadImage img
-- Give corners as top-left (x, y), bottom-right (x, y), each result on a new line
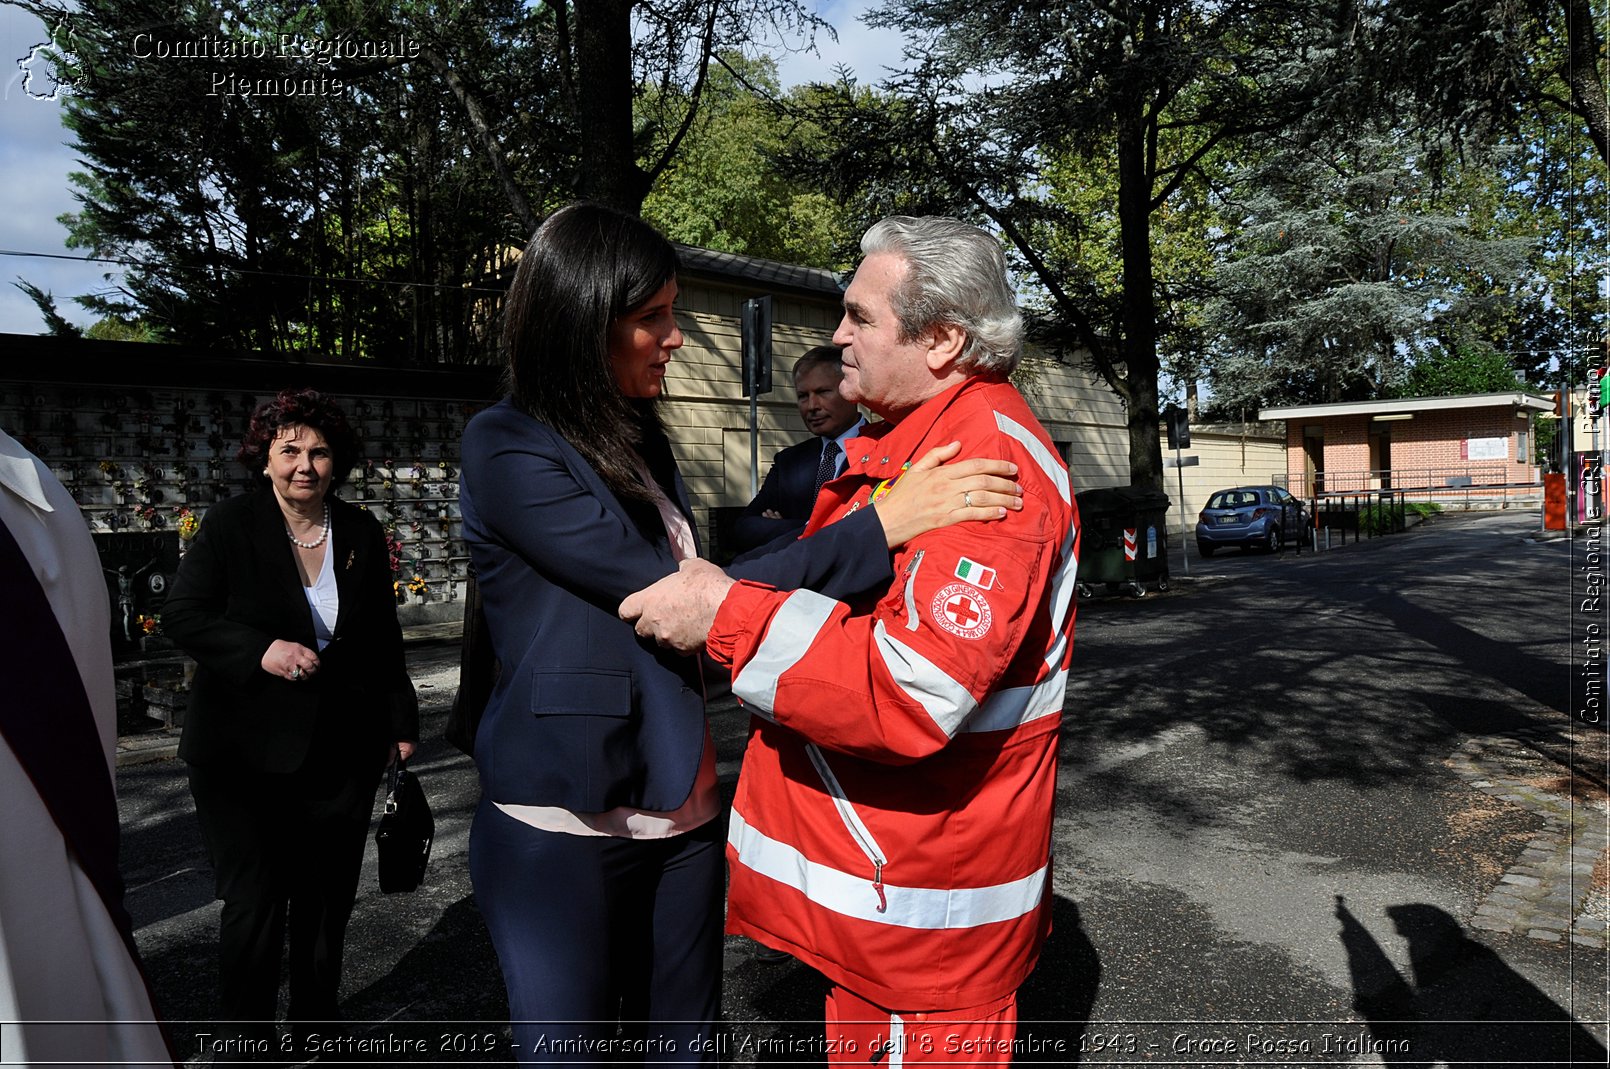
top-left (1453, 734), bottom-right (1610, 947)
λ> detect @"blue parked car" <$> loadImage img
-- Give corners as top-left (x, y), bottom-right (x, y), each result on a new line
top-left (1195, 485), bottom-right (1307, 556)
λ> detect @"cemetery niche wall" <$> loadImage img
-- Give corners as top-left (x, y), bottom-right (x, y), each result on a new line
top-left (0, 336), bottom-right (500, 736)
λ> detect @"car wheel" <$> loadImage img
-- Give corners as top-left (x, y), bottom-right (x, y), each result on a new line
top-left (1198, 543), bottom-right (1215, 558)
top-left (1265, 524), bottom-right (1283, 553)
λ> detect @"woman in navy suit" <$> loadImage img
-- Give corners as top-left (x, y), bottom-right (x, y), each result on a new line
top-left (460, 203), bottom-right (1020, 1063)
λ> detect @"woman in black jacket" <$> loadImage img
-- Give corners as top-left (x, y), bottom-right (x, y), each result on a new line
top-left (164, 388), bottom-right (418, 1052)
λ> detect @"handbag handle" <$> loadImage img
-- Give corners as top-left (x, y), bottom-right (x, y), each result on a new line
top-left (385, 745), bottom-right (407, 814)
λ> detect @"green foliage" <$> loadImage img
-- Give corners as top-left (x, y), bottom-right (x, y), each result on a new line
top-left (1445, 112), bottom-right (1607, 386)
top-left (1353, 0), bottom-right (1608, 387)
top-left (780, 0), bottom-right (1344, 489)
top-left (1358, 502), bottom-right (1405, 536)
top-left (84, 317), bottom-right (159, 342)
top-left (14, 0), bottom-right (833, 360)
top-left (13, 280), bottom-right (81, 337)
top-left (1535, 417), bottom-right (1561, 468)
top-left (1389, 344), bottom-right (1526, 398)
top-left (640, 56), bottom-right (852, 267)
top-left (24, 0), bottom-right (559, 361)
top-left (1201, 118), bottom-right (1535, 415)
top-left (1367, 0), bottom-right (1608, 166)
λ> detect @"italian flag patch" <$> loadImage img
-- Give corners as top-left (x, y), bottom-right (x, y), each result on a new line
top-left (954, 557), bottom-right (996, 590)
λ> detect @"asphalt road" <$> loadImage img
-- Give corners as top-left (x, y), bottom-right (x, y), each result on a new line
top-left (116, 510), bottom-right (1608, 1066)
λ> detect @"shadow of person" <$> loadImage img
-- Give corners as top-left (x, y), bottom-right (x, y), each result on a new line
top-left (1336, 896), bottom-right (1606, 1068)
top-left (1015, 895), bottom-right (1102, 1062)
top-left (330, 894), bottom-right (512, 1066)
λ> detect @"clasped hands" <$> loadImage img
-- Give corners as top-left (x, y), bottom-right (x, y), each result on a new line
top-left (263, 638), bottom-right (320, 682)
top-left (620, 442), bottom-right (1021, 653)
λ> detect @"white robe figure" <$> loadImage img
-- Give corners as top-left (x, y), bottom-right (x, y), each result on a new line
top-left (0, 429), bottom-right (172, 1067)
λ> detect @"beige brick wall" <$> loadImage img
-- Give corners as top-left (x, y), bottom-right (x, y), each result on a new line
top-left (1157, 425), bottom-right (1287, 523)
top-left (1015, 357), bottom-right (1129, 493)
top-left (664, 276), bottom-right (1130, 536)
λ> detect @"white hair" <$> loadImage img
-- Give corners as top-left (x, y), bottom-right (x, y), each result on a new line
top-left (861, 216), bottom-right (1023, 375)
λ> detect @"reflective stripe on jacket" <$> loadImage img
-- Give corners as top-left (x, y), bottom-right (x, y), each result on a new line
top-left (708, 376), bottom-right (1080, 1009)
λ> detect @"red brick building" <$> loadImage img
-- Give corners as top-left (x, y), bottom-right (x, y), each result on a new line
top-left (1259, 392), bottom-right (1553, 496)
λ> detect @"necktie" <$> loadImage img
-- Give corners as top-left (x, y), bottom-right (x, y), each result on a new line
top-left (814, 439), bottom-right (841, 498)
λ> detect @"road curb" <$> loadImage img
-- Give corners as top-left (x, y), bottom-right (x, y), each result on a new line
top-left (1451, 734), bottom-right (1610, 948)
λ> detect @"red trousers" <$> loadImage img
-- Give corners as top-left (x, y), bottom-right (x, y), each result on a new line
top-left (823, 986), bottom-right (1019, 1066)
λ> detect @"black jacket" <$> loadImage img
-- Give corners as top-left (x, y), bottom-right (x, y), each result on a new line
top-left (732, 436), bottom-right (826, 552)
top-left (165, 488), bottom-right (419, 774)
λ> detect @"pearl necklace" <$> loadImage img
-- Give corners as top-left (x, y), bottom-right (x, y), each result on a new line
top-left (286, 503), bottom-right (331, 549)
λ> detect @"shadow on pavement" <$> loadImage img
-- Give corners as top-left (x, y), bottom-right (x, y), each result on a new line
top-left (1017, 896), bottom-right (1101, 1062)
top-left (338, 893), bottom-right (511, 1056)
top-left (1368, 590), bottom-right (1570, 732)
top-left (1336, 895), bottom-right (1607, 1066)
top-left (1061, 518), bottom-right (1575, 791)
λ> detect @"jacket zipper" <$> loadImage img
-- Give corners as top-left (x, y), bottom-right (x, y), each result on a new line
top-left (805, 742), bottom-right (889, 912)
top-left (901, 550), bottom-right (925, 632)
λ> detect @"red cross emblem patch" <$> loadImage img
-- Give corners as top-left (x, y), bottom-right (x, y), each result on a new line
top-left (930, 582), bottom-right (993, 640)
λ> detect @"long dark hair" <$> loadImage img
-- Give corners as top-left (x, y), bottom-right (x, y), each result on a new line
top-left (502, 202), bottom-right (679, 503)
top-left (237, 388), bottom-right (360, 490)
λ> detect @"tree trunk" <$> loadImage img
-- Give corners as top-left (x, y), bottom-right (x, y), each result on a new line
top-left (1116, 110), bottom-right (1164, 491)
top-left (416, 47), bottom-right (539, 235)
top-left (1560, 0), bottom-right (1609, 164)
top-left (574, 0), bottom-right (649, 213)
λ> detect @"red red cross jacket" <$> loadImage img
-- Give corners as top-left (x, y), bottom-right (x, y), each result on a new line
top-left (707, 375), bottom-right (1081, 1010)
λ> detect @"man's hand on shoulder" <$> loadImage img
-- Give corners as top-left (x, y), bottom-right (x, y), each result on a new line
top-left (620, 558), bottom-right (736, 653)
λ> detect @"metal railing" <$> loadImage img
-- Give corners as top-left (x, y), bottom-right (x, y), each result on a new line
top-left (1276, 465), bottom-right (1541, 508)
top-left (1307, 489), bottom-right (1410, 549)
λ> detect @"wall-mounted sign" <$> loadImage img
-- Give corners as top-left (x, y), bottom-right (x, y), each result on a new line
top-left (1465, 437), bottom-right (1508, 461)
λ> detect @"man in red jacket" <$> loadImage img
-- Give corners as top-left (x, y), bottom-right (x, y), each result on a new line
top-left (622, 216), bottom-right (1080, 1063)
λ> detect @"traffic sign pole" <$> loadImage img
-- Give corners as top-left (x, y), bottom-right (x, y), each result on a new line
top-left (1175, 444), bottom-right (1189, 578)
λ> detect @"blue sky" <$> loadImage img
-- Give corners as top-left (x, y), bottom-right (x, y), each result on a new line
top-left (0, 1), bottom-right (904, 335)
top-left (0, 2), bottom-right (103, 334)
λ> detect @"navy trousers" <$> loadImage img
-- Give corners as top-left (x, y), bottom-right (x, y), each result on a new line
top-left (470, 798), bottom-right (724, 1066)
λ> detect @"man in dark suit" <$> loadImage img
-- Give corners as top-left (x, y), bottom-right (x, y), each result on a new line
top-left (732, 345), bottom-right (866, 552)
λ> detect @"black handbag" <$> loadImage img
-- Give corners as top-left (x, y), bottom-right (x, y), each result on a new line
top-left (375, 757), bottom-right (434, 893)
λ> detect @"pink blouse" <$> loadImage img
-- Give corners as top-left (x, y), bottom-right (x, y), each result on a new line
top-left (495, 461), bottom-right (719, 838)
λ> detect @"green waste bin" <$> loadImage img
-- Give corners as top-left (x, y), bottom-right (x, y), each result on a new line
top-left (1074, 485), bottom-right (1172, 598)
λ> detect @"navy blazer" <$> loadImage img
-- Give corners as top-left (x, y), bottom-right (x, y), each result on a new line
top-left (459, 398), bottom-right (892, 812)
top-left (732, 436), bottom-right (825, 552)
top-left (165, 489), bottom-right (420, 775)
